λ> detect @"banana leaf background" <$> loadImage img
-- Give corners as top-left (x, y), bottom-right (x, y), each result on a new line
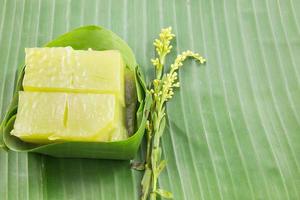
top-left (0, 0), bottom-right (300, 199)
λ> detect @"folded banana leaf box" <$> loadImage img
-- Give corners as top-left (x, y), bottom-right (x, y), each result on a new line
top-left (0, 0), bottom-right (299, 199)
top-left (1, 25), bottom-right (152, 160)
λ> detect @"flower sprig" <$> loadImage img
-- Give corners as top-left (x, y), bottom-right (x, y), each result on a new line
top-left (140, 27), bottom-right (206, 200)
top-left (151, 27), bottom-right (175, 79)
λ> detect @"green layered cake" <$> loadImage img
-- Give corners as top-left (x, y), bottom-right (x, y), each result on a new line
top-left (11, 47), bottom-right (127, 143)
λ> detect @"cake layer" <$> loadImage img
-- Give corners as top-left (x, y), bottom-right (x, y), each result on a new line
top-left (23, 47), bottom-right (125, 104)
top-left (12, 92), bottom-right (126, 143)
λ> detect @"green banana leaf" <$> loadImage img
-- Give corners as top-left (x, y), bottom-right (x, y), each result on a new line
top-left (0, 0), bottom-right (299, 199)
top-left (1, 25), bottom-right (151, 159)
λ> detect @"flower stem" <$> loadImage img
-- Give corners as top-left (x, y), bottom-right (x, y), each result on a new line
top-left (140, 27), bottom-right (206, 200)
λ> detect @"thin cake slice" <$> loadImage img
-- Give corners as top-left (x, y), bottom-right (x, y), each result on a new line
top-left (72, 49), bottom-right (124, 103)
top-left (24, 47), bottom-right (74, 91)
top-left (12, 92), bottom-right (126, 143)
top-left (53, 93), bottom-right (125, 142)
top-left (11, 92), bottom-right (67, 143)
top-left (23, 47), bottom-right (125, 104)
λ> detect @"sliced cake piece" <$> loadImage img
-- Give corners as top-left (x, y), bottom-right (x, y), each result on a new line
top-left (23, 47), bottom-right (125, 104)
top-left (12, 92), bottom-right (126, 143)
top-left (72, 49), bottom-right (125, 105)
top-left (11, 92), bottom-right (67, 143)
top-left (23, 47), bottom-right (73, 92)
top-left (51, 93), bottom-right (122, 142)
